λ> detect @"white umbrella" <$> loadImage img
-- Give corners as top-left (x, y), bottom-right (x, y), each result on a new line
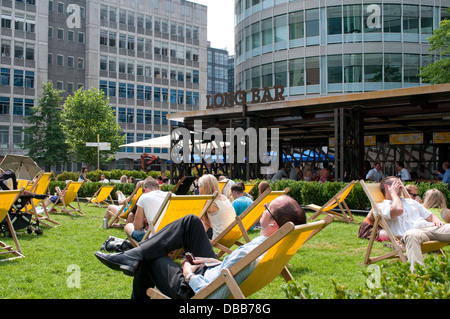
top-left (0, 154), bottom-right (42, 180)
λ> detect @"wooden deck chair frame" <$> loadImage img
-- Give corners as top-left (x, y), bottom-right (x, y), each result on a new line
top-left (148, 214), bottom-right (333, 299)
top-left (306, 180), bottom-right (357, 223)
top-left (86, 185), bottom-right (115, 208)
top-left (48, 181), bottom-right (84, 216)
top-left (129, 192), bottom-right (219, 247)
top-left (25, 172), bottom-right (61, 227)
top-left (0, 188), bottom-right (26, 261)
top-left (359, 180), bottom-right (448, 265)
top-left (107, 181), bottom-right (144, 228)
top-left (211, 187), bottom-right (289, 257)
top-left (243, 183), bottom-right (256, 195)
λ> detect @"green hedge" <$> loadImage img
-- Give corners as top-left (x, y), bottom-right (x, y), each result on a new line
top-left (48, 172), bottom-right (450, 210)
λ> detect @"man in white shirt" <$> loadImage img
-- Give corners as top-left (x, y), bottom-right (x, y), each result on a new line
top-left (365, 162), bottom-right (384, 182)
top-left (124, 178), bottom-right (167, 242)
top-left (396, 161), bottom-right (411, 181)
top-left (377, 177), bottom-right (450, 271)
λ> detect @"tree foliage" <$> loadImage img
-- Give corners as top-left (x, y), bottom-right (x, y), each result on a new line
top-left (23, 82), bottom-right (69, 168)
top-left (61, 87), bottom-right (124, 168)
top-left (420, 10), bottom-right (450, 84)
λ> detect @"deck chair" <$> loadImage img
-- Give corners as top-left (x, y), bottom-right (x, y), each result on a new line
top-left (23, 172), bottom-right (61, 227)
top-left (211, 187), bottom-right (289, 257)
top-left (130, 192), bottom-right (219, 247)
top-left (0, 188), bottom-right (26, 261)
top-left (359, 180), bottom-right (449, 265)
top-left (148, 214), bottom-right (333, 299)
top-left (107, 181), bottom-right (144, 228)
top-left (48, 181), bottom-right (84, 216)
top-left (306, 180), bottom-right (357, 223)
top-left (243, 183), bottom-right (256, 195)
top-left (86, 185), bottom-right (115, 208)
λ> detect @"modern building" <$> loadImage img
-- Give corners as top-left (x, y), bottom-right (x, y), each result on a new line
top-left (234, 0), bottom-right (450, 99)
top-left (207, 44), bottom-right (229, 96)
top-left (0, 0), bottom-right (207, 171)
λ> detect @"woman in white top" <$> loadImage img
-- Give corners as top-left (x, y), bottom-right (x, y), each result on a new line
top-left (198, 174), bottom-right (236, 239)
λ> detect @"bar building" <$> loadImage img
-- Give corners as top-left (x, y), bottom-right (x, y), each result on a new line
top-left (0, 0), bottom-right (207, 171)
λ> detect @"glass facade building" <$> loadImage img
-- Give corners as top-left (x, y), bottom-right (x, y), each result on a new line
top-left (234, 0), bottom-right (450, 98)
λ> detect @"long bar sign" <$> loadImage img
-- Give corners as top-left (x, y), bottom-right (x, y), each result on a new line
top-left (206, 85), bottom-right (285, 109)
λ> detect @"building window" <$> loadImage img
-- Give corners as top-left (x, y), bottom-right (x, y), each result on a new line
top-left (1, 40), bottom-right (11, 57)
top-left (14, 70), bottom-right (23, 87)
top-left (57, 54), bottom-right (64, 66)
top-left (0, 68), bottom-right (10, 86)
top-left (0, 97), bottom-right (10, 115)
top-left (57, 2), bottom-right (64, 14)
top-left (0, 126), bottom-right (9, 149)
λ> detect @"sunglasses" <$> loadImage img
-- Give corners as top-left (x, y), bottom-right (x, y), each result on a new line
top-left (264, 203), bottom-right (279, 225)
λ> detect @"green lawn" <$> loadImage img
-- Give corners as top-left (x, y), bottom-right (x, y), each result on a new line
top-left (0, 203), bottom-right (447, 299)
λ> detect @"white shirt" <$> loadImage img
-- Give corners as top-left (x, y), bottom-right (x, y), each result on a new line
top-left (398, 168), bottom-right (411, 181)
top-left (136, 190), bottom-right (168, 222)
top-left (377, 198), bottom-right (432, 237)
top-left (366, 168), bottom-right (384, 182)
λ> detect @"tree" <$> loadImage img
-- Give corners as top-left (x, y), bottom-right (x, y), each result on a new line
top-left (61, 87), bottom-right (124, 168)
top-left (419, 11), bottom-right (450, 84)
top-left (23, 82), bottom-right (69, 169)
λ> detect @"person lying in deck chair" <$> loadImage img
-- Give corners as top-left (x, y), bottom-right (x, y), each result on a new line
top-left (95, 195), bottom-right (306, 299)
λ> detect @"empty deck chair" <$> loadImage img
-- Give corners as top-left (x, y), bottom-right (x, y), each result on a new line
top-left (86, 185), bottom-right (115, 208)
top-left (306, 180), bottom-right (357, 223)
top-left (0, 188), bottom-right (26, 261)
top-left (360, 180), bottom-right (449, 265)
top-left (148, 214), bottom-right (333, 299)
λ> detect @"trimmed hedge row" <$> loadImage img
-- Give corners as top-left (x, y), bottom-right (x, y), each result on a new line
top-left (48, 174), bottom-right (450, 210)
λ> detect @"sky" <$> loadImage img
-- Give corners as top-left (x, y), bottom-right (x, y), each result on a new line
top-left (189, 0), bottom-right (235, 54)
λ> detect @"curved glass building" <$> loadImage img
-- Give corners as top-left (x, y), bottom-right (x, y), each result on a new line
top-left (234, 0), bottom-right (450, 99)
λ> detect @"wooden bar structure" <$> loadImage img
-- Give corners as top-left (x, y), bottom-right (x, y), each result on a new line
top-left (168, 84), bottom-right (450, 180)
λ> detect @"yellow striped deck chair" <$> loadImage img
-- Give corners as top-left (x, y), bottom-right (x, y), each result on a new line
top-left (0, 188), bottom-right (26, 261)
top-left (86, 185), bottom-right (115, 208)
top-left (49, 181), bottom-right (84, 216)
top-left (107, 181), bottom-right (144, 228)
top-left (211, 187), bottom-right (289, 257)
top-left (360, 180), bottom-right (449, 265)
top-left (306, 180), bottom-right (357, 223)
top-left (131, 192), bottom-right (219, 247)
top-left (148, 214), bottom-right (333, 299)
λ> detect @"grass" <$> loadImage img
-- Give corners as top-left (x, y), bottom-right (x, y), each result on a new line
top-left (1, 203), bottom-right (448, 299)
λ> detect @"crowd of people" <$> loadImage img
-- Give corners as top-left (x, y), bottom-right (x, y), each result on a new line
top-left (90, 159), bottom-right (450, 299)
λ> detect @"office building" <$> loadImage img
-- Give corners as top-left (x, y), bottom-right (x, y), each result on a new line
top-left (0, 0), bottom-right (207, 171)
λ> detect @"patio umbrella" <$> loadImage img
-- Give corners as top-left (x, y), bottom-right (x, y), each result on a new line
top-left (0, 154), bottom-right (42, 180)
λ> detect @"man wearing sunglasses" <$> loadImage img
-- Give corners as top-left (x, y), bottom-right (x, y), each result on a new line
top-left (95, 195), bottom-right (306, 299)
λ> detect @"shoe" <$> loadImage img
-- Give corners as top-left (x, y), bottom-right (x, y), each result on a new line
top-left (94, 251), bottom-right (140, 276)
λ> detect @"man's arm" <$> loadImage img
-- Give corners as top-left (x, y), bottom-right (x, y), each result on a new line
top-left (425, 213), bottom-right (445, 228)
top-left (133, 206), bottom-right (146, 231)
top-left (385, 180), bottom-right (404, 218)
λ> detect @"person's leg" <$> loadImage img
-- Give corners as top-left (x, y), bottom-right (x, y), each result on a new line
top-left (132, 256), bottom-right (195, 299)
top-left (403, 224), bottom-right (450, 271)
top-left (95, 214), bottom-right (215, 276)
top-left (139, 214), bottom-right (216, 262)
